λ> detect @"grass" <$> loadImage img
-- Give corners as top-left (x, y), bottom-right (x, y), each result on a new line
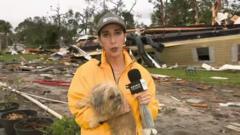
top-left (0, 53), bottom-right (44, 63)
top-left (148, 68), bottom-right (240, 87)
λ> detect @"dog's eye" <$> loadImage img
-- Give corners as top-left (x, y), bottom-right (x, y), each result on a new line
top-left (109, 95), bottom-right (115, 100)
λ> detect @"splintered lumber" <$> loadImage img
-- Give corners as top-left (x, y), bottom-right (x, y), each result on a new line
top-left (225, 123), bottom-right (240, 132)
top-left (170, 96), bottom-right (181, 102)
top-left (231, 123), bottom-right (240, 127)
top-left (0, 82), bottom-right (63, 119)
top-left (190, 103), bottom-right (208, 108)
top-left (21, 92), bottom-right (67, 104)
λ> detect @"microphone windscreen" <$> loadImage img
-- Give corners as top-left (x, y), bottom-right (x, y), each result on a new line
top-left (128, 69), bottom-right (141, 82)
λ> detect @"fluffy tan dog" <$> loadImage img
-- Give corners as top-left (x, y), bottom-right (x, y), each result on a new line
top-left (78, 83), bottom-right (136, 135)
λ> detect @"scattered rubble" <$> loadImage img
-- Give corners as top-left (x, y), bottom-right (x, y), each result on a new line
top-left (219, 102), bottom-right (240, 107)
top-left (0, 49), bottom-right (239, 135)
top-left (202, 63), bottom-right (240, 71)
top-left (225, 122), bottom-right (240, 132)
top-left (155, 77), bottom-right (240, 135)
top-left (210, 76), bottom-right (229, 80)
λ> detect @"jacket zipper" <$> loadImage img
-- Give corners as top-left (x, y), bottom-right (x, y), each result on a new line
top-left (109, 62), bottom-right (135, 85)
top-left (109, 65), bottom-right (117, 83)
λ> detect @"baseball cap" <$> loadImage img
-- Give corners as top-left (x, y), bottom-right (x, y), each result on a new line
top-left (97, 12), bottom-right (126, 35)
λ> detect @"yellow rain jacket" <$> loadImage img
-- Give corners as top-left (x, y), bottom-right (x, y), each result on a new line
top-left (68, 49), bottom-right (159, 135)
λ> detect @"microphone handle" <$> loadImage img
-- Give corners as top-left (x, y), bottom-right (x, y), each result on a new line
top-left (140, 104), bottom-right (155, 128)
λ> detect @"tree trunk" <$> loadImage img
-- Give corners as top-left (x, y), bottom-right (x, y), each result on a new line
top-left (212, 0), bottom-right (222, 25)
top-left (193, 0), bottom-right (200, 24)
top-left (160, 0), bottom-right (165, 25)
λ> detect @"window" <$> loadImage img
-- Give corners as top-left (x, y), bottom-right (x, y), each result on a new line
top-left (238, 45), bottom-right (240, 61)
top-left (196, 47), bottom-right (210, 61)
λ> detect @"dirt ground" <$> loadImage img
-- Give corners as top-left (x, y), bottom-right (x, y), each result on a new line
top-left (155, 78), bottom-right (240, 135)
top-left (0, 67), bottom-right (240, 135)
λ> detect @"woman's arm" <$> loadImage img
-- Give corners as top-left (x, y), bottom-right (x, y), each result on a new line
top-left (68, 69), bottom-right (101, 129)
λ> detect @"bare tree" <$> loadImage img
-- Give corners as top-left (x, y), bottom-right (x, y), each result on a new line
top-left (149, 0), bottom-right (167, 26)
top-left (211, 0), bottom-right (221, 25)
top-left (85, 0), bottom-right (137, 15)
top-left (128, 0), bottom-right (137, 13)
top-left (160, 0), bottom-right (165, 25)
top-left (50, 4), bottom-right (64, 48)
top-left (191, 0), bottom-right (200, 24)
top-left (82, 0), bottom-right (137, 32)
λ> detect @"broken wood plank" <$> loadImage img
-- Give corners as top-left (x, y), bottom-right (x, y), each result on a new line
top-left (219, 102), bottom-right (240, 107)
top-left (0, 82), bottom-right (63, 119)
top-left (190, 103), bottom-right (208, 108)
top-left (23, 92), bottom-right (67, 104)
top-left (230, 123), bottom-right (240, 127)
top-left (170, 96), bottom-right (181, 102)
top-left (225, 125), bottom-right (240, 132)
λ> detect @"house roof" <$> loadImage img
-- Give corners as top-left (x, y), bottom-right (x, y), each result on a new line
top-left (163, 34), bottom-right (240, 48)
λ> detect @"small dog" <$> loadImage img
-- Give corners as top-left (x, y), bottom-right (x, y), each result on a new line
top-left (78, 83), bottom-right (136, 135)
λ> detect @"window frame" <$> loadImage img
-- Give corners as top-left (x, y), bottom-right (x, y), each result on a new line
top-left (196, 47), bottom-right (210, 61)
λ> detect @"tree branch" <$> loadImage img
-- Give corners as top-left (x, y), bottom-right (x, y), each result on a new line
top-left (128, 0), bottom-right (137, 12)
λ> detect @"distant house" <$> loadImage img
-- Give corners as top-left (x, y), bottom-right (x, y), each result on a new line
top-left (160, 34), bottom-right (240, 66)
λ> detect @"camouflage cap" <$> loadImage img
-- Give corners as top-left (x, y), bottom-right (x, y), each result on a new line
top-left (97, 12), bottom-right (126, 35)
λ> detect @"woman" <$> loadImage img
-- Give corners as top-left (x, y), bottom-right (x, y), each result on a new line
top-left (68, 12), bottom-right (159, 135)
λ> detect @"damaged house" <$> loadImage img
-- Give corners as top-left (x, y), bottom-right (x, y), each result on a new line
top-left (160, 34), bottom-right (240, 66)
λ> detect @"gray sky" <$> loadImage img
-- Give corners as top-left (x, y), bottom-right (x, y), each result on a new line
top-left (0, 0), bottom-right (154, 28)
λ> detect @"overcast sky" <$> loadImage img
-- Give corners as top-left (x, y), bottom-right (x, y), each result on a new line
top-left (0, 0), bottom-right (154, 28)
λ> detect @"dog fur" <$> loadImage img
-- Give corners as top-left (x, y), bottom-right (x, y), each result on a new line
top-left (78, 83), bottom-right (136, 135)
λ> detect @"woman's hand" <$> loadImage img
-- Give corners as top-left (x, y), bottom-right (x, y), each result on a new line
top-left (134, 91), bottom-right (151, 105)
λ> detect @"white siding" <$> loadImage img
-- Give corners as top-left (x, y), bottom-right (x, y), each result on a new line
top-left (231, 44), bottom-right (238, 62)
top-left (192, 48), bottom-right (198, 62)
top-left (209, 46), bottom-right (215, 63)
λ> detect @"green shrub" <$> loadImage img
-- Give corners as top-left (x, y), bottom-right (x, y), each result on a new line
top-left (45, 117), bottom-right (80, 135)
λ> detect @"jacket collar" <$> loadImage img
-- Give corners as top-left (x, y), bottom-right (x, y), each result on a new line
top-left (99, 48), bottom-right (135, 68)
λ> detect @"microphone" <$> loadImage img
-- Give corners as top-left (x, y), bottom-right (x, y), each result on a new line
top-left (127, 69), bottom-right (147, 94)
top-left (127, 69), bottom-right (157, 135)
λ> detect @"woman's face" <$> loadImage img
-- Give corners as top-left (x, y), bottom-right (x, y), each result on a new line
top-left (99, 24), bottom-right (126, 58)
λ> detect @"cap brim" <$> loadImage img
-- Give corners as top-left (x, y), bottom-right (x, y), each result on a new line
top-left (98, 21), bottom-right (126, 35)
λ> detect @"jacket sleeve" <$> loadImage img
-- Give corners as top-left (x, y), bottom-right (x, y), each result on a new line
top-left (68, 68), bottom-right (99, 129)
top-left (146, 73), bottom-right (159, 120)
